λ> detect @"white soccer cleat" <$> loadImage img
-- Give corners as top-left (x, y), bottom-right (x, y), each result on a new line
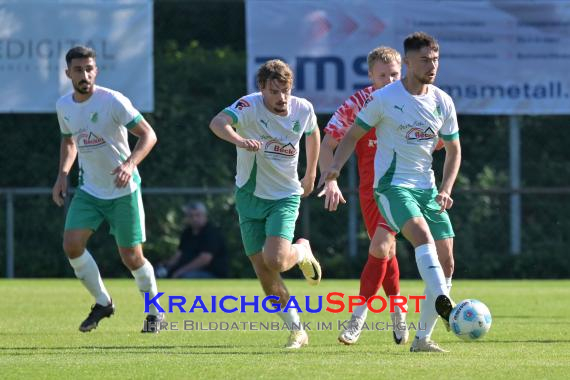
top-left (296, 238), bottom-right (322, 286)
top-left (391, 309), bottom-right (409, 345)
top-left (410, 337), bottom-right (449, 353)
top-left (285, 329), bottom-right (309, 349)
top-left (338, 315), bottom-right (365, 345)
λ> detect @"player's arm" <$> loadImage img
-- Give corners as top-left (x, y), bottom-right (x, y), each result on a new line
top-left (317, 134), bottom-right (339, 188)
top-left (318, 124), bottom-right (367, 211)
top-left (113, 118), bottom-right (157, 188)
top-left (52, 136), bottom-right (77, 207)
top-left (437, 138), bottom-right (461, 213)
top-left (300, 126), bottom-right (320, 197)
top-left (317, 134), bottom-right (346, 211)
top-left (209, 112), bottom-right (261, 151)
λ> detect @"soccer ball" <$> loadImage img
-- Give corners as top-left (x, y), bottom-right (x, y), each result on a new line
top-left (449, 299), bottom-right (492, 341)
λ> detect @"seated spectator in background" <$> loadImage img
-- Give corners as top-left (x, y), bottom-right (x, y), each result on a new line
top-left (158, 201), bottom-right (227, 279)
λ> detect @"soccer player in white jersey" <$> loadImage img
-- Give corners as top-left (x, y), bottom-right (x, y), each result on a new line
top-left (321, 32), bottom-right (460, 352)
top-left (52, 46), bottom-right (163, 333)
top-left (209, 59), bottom-right (321, 349)
top-left (319, 47), bottom-right (410, 345)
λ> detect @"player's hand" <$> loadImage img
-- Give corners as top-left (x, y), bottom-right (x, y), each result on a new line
top-left (300, 175), bottom-right (316, 197)
top-left (436, 190), bottom-right (454, 213)
top-left (237, 138), bottom-right (262, 152)
top-left (318, 167), bottom-right (341, 188)
top-left (317, 179), bottom-right (346, 211)
top-left (52, 174), bottom-right (68, 207)
top-left (112, 160), bottom-right (136, 188)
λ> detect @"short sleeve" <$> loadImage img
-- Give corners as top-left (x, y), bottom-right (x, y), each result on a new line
top-left (439, 98), bottom-right (459, 141)
top-left (56, 104), bottom-right (72, 137)
top-left (111, 92), bottom-right (142, 129)
top-left (304, 102), bottom-right (318, 136)
top-left (355, 91), bottom-right (384, 131)
top-left (223, 97), bottom-right (253, 127)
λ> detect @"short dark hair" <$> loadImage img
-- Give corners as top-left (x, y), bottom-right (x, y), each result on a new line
top-left (404, 32), bottom-right (439, 55)
top-left (182, 201), bottom-right (207, 215)
top-left (65, 46), bottom-right (96, 67)
top-left (256, 59), bottom-right (294, 89)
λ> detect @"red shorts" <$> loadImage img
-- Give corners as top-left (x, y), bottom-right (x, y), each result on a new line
top-left (359, 191), bottom-right (396, 239)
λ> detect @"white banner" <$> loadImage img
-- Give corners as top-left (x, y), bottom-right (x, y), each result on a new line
top-left (247, 0), bottom-right (570, 115)
top-left (0, 0), bottom-right (153, 113)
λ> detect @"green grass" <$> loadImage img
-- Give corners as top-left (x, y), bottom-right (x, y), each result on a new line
top-left (1, 279), bottom-right (569, 379)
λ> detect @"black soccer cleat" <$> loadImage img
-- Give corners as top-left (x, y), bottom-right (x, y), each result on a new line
top-left (79, 302), bottom-right (115, 332)
top-left (435, 294), bottom-right (454, 331)
top-left (141, 313), bottom-right (165, 333)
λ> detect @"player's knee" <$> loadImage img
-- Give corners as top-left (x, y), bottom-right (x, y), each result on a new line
top-left (62, 239), bottom-right (84, 258)
top-left (369, 240), bottom-right (391, 258)
top-left (120, 250), bottom-right (145, 270)
top-left (264, 254), bottom-right (287, 272)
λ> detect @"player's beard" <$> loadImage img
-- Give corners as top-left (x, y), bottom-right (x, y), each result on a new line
top-left (273, 101), bottom-right (288, 115)
top-left (416, 71), bottom-right (436, 85)
top-left (74, 80), bottom-right (92, 94)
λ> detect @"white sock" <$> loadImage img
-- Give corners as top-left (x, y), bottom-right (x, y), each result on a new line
top-left (415, 287), bottom-right (438, 340)
top-left (69, 250), bottom-right (111, 306)
top-left (131, 260), bottom-right (160, 316)
top-left (293, 243), bottom-right (307, 264)
top-left (278, 306), bottom-right (301, 330)
top-left (446, 276), bottom-right (452, 290)
top-left (415, 244), bottom-right (448, 298)
top-left (353, 304), bottom-right (369, 319)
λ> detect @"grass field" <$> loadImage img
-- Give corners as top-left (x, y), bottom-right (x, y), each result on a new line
top-left (1, 279), bottom-right (569, 379)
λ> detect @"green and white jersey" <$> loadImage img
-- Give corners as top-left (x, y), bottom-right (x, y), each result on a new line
top-left (56, 85), bottom-right (143, 200)
top-left (223, 92), bottom-right (317, 200)
top-left (356, 81), bottom-right (459, 190)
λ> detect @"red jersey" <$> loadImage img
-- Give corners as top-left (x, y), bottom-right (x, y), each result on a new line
top-left (324, 86), bottom-right (376, 196)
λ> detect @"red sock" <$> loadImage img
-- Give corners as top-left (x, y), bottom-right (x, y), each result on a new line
top-left (359, 255), bottom-right (389, 299)
top-left (382, 256), bottom-right (401, 297)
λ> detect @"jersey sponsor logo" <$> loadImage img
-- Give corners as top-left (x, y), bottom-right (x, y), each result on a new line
top-left (77, 131), bottom-right (106, 150)
top-left (405, 127), bottom-right (437, 143)
top-left (264, 139), bottom-right (297, 159)
top-left (235, 99), bottom-right (250, 110)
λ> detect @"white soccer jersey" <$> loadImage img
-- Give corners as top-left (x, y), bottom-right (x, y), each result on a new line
top-left (223, 92), bottom-right (317, 200)
top-left (56, 86), bottom-right (142, 199)
top-left (356, 81), bottom-right (459, 190)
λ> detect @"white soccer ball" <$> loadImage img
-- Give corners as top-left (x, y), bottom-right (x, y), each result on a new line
top-left (450, 299), bottom-right (492, 341)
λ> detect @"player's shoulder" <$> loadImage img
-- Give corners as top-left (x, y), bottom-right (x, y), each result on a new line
top-left (231, 92), bottom-right (263, 111)
top-left (345, 86), bottom-right (374, 107)
top-left (94, 85), bottom-right (129, 102)
top-left (290, 95), bottom-right (316, 114)
top-left (56, 91), bottom-right (74, 109)
top-left (430, 85), bottom-right (455, 105)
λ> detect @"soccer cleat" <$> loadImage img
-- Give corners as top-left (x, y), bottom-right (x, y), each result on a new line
top-left (79, 302), bottom-right (115, 332)
top-left (391, 310), bottom-right (410, 345)
top-left (141, 313), bottom-right (165, 333)
top-left (338, 315), bottom-right (365, 345)
top-left (410, 337), bottom-right (449, 353)
top-left (296, 238), bottom-right (322, 286)
top-left (435, 295), bottom-right (455, 332)
top-left (285, 329), bottom-right (309, 349)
